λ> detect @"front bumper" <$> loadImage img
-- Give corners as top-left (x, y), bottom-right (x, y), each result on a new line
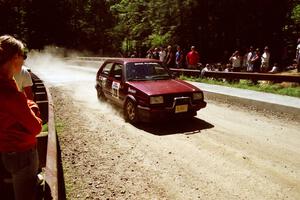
top-left (137, 101), bottom-right (207, 122)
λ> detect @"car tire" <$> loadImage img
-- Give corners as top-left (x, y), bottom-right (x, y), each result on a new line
top-left (124, 99), bottom-right (138, 123)
top-left (96, 85), bottom-right (106, 101)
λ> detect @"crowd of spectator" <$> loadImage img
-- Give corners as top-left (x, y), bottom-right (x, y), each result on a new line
top-left (129, 40), bottom-right (300, 74)
top-left (135, 45), bottom-right (201, 70)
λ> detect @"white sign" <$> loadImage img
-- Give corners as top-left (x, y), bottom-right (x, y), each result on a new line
top-left (112, 81), bottom-right (120, 98)
top-left (128, 87), bottom-right (136, 94)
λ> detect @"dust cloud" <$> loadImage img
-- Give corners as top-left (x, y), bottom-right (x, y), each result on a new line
top-left (25, 46), bottom-right (82, 71)
top-left (26, 46), bottom-right (125, 122)
top-left (25, 46), bottom-right (95, 85)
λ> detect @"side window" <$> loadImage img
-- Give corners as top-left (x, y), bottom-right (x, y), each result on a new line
top-left (111, 64), bottom-right (123, 80)
top-left (101, 63), bottom-right (114, 76)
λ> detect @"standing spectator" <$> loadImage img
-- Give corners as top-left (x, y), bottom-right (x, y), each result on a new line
top-left (159, 47), bottom-right (166, 63)
top-left (186, 46), bottom-right (200, 69)
top-left (146, 48), bottom-right (154, 58)
top-left (241, 48), bottom-right (248, 71)
top-left (229, 50), bottom-right (242, 72)
top-left (296, 38), bottom-right (300, 72)
top-left (0, 35), bottom-right (42, 200)
top-left (175, 45), bottom-right (184, 68)
top-left (152, 48), bottom-right (160, 60)
top-left (14, 66), bottom-right (34, 100)
top-left (260, 46), bottom-right (271, 72)
top-left (246, 46), bottom-right (255, 72)
top-left (164, 45), bottom-right (175, 68)
top-left (251, 48), bottom-right (261, 73)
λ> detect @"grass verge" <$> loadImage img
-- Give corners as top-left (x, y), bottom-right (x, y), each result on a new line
top-left (180, 75), bottom-right (300, 98)
top-left (55, 121), bottom-right (64, 133)
top-left (42, 123), bottom-right (48, 132)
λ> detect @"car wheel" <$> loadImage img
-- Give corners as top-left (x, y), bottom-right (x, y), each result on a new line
top-left (124, 99), bottom-right (138, 123)
top-left (96, 85), bottom-right (106, 101)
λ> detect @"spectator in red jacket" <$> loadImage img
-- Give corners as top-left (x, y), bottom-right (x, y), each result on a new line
top-left (186, 46), bottom-right (200, 69)
top-left (0, 35), bottom-right (42, 200)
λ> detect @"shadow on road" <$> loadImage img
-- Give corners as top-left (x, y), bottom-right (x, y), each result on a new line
top-left (134, 117), bottom-right (214, 136)
top-left (98, 101), bottom-right (214, 135)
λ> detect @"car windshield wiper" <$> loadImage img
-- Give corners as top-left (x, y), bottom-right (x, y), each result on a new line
top-left (127, 77), bottom-right (149, 81)
top-left (150, 74), bottom-right (171, 80)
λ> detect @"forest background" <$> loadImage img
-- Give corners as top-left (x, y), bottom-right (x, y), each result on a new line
top-left (1, 0), bottom-right (299, 65)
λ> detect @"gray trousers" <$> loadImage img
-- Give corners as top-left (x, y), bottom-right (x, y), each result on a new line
top-left (1, 147), bottom-right (39, 200)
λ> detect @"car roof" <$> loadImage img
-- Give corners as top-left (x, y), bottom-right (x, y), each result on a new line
top-left (104, 58), bottom-right (161, 65)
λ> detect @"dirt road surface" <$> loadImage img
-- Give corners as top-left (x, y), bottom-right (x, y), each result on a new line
top-left (27, 55), bottom-right (300, 200)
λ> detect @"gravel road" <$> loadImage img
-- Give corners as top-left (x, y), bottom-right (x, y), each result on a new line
top-left (28, 54), bottom-right (300, 200)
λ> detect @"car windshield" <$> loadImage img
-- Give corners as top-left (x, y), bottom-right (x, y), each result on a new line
top-left (126, 62), bottom-right (171, 81)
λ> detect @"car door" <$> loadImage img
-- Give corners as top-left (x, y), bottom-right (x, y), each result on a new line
top-left (108, 63), bottom-right (126, 106)
top-left (98, 62), bottom-right (114, 98)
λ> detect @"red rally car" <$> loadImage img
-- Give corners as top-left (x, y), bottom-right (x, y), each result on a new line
top-left (95, 58), bottom-right (206, 123)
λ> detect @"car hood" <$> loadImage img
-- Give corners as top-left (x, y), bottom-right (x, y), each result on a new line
top-left (127, 79), bottom-right (200, 95)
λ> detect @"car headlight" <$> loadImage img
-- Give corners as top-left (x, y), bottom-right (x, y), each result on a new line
top-left (150, 96), bottom-right (164, 104)
top-left (193, 92), bottom-right (203, 100)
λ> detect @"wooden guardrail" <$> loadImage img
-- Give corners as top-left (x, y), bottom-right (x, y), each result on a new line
top-left (44, 86), bottom-right (59, 200)
top-left (31, 73), bottom-right (61, 200)
top-left (169, 68), bottom-right (300, 83)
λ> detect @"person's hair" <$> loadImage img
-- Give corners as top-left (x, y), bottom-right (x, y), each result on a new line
top-left (0, 35), bottom-right (25, 67)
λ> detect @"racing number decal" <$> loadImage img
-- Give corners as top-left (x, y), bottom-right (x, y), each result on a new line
top-left (112, 81), bottom-right (120, 98)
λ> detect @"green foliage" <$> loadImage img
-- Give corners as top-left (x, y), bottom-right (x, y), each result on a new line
top-left (121, 39), bottom-right (137, 53)
top-left (42, 123), bottom-right (48, 132)
top-left (55, 121), bottom-right (65, 134)
top-left (109, 0), bottom-right (198, 54)
top-left (0, 0), bottom-right (298, 60)
top-left (109, 0), bottom-right (150, 53)
top-left (291, 4), bottom-right (300, 24)
top-left (147, 32), bottom-right (172, 47)
top-left (0, 0), bottom-right (114, 52)
top-left (108, 0), bottom-right (292, 61)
